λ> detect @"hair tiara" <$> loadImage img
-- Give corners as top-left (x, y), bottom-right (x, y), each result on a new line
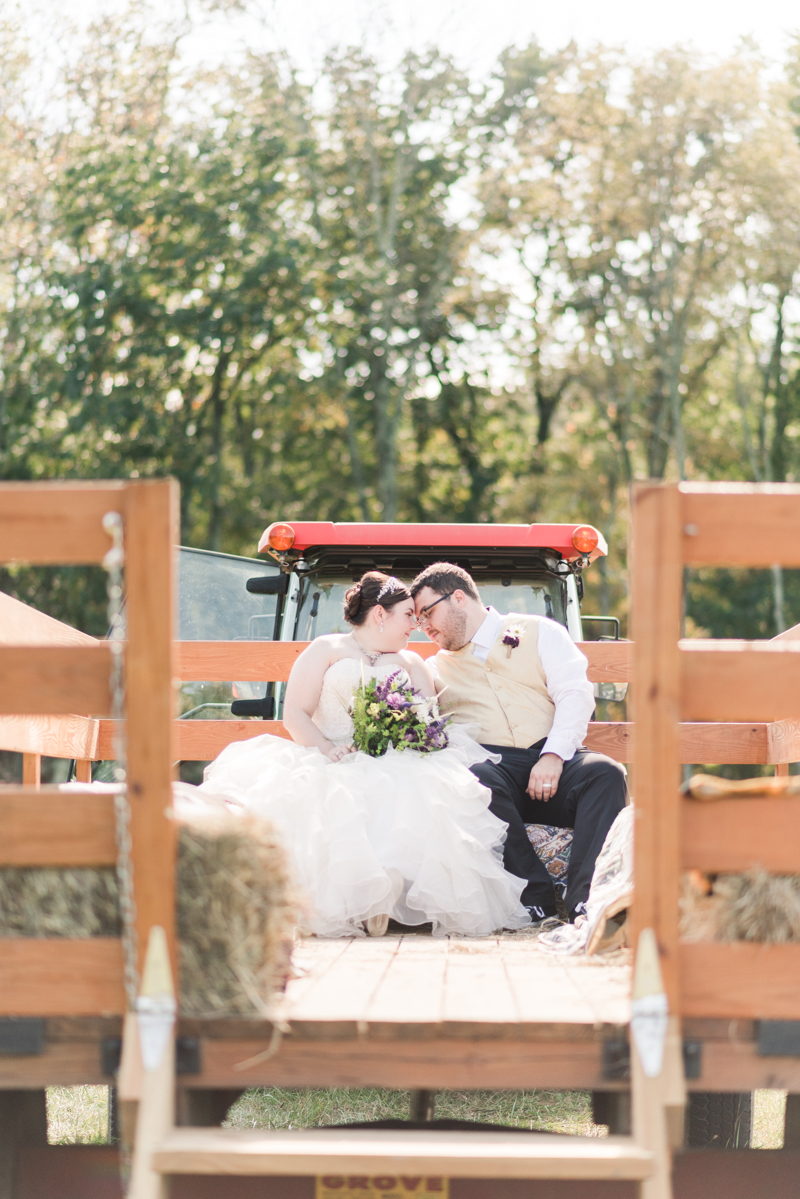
top-left (377, 576), bottom-right (406, 602)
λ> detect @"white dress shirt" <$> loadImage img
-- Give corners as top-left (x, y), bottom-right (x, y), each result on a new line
top-left (470, 607), bottom-right (594, 762)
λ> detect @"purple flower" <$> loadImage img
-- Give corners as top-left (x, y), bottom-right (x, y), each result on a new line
top-left (353, 670), bottom-right (452, 756)
top-left (502, 633), bottom-right (520, 649)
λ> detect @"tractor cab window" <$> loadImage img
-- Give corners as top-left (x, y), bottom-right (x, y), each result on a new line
top-left (294, 574), bottom-right (567, 642)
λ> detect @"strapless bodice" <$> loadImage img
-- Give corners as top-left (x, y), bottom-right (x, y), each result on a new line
top-left (312, 658), bottom-right (410, 745)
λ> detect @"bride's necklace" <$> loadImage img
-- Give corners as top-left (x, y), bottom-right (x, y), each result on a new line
top-left (351, 635), bottom-right (390, 668)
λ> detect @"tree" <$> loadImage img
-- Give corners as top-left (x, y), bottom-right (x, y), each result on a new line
top-left (306, 49), bottom-right (485, 520)
top-left (42, 15), bottom-right (317, 549)
top-left (483, 44), bottom-right (800, 484)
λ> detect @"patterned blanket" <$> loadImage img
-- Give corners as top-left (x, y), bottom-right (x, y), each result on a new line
top-left (526, 824), bottom-right (573, 884)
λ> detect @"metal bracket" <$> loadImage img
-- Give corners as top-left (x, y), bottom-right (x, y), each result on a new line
top-left (602, 1035), bottom-right (702, 1081)
top-left (0, 1018), bottom-right (44, 1055)
top-left (758, 1021), bottom-right (800, 1056)
top-left (683, 1039), bottom-right (702, 1079)
top-left (602, 1038), bottom-right (630, 1081)
top-left (101, 1037), bottom-right (123, 1076)
top-left (176, 1037), bottom-right (202, 1075)
top-left (101, 1034), bottom-right (201, 1076)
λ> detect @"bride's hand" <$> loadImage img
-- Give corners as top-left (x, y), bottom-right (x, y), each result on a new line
top-left (325, 742), bottom-right (355, 763)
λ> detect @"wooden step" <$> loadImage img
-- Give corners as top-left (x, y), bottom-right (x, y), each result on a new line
top-left (152, 1127), bottom-right (653, 1181)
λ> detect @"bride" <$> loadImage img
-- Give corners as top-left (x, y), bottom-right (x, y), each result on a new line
top-left (190, 571), bottom-right (530, 938)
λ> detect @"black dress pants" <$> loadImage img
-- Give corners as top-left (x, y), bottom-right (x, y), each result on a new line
top-left (471, 739), bottom-right (627, 915)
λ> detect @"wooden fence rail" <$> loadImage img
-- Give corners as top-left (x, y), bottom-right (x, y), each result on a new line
top-left (4, 636), bottom-right (800, 765)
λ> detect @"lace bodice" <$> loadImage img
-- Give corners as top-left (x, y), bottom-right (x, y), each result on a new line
top-left (312, 658), bottom-right (409, 745)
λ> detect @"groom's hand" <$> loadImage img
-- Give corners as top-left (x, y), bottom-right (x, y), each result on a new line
top-left (527, 753), bottom-right (563, 801)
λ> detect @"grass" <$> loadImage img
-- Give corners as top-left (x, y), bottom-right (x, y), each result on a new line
top-left (44, 1083), bottom-right (790, 1147)
top-left (226, 1088), bottom-right (604, 1136)
top-left (46, 1086), bottom-right (108, 1144)
top-left (752, 1089), bottom-right (787, 1148)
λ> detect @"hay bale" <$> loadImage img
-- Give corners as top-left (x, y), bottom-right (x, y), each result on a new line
top-left (0, 804), bottom-right (297, 1017)
top-left (175, 806), bottom-right (296, 1017)
top-left (680, 869), bottom-right (800, 944)
top-left (0, 868), bottom-right (120, 938)
top-left (714, 871), bottom-right (800, 943)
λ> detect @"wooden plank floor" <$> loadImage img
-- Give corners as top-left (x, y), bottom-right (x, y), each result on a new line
top-left (276, 934), bottom-right (631, 1033)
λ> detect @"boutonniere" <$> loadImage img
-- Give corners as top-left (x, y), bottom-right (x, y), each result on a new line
top-left (502, 624), bottom-right (525, 658)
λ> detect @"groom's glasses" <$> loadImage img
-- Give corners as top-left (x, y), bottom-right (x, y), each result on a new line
top-left (416, 591), bottom-right (455, 627)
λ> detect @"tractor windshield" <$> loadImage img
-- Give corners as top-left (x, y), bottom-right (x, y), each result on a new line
top-left (294, 575), bottom-right (566, 642)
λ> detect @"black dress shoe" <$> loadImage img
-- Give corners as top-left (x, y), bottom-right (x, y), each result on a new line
top-left (525, 904), bottom-right (559, 928)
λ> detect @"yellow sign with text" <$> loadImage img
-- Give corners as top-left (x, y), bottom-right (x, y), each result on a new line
top-left (316, 1177), bottom-right (449, 1199)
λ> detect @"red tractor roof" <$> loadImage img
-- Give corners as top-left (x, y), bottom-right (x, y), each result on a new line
top-left (258, 522), bottom-right (607, 563)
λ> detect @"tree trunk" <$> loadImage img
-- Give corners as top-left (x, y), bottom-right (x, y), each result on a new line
top-left (373, 370), bottom-right (398, 521)
top-left (345, 408), bottom-right (370, 521)
top-left (207, 353), bottom-right (229, 551)
top-left (772, 563), bottom-right (786, 635)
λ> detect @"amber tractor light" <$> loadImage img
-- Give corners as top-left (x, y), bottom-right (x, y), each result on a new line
top-left (266, 522), bottom-right (296, 553)
top-left (572, 525), bottom-right (599, 555)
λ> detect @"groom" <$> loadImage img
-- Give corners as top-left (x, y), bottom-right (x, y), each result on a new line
top-left (411, 562), bottom-right (626, 926)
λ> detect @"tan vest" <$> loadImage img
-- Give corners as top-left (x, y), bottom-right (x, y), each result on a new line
top-left (434, 613), bottom-right (555, 748)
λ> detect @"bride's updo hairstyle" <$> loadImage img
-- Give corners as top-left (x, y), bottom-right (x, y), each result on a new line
top-left (344, 571), bottom-right (412, 627)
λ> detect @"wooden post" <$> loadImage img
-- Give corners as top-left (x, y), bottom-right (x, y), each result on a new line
top-left (631, 929), bottom-right (675, 1199)
top-left (630, 483), bottom-right (682, 1008)
top-left (632, 1043), bottom-right (672, 1199)
top-left (129, 927), bottom-right (176, 1199)
top-left (75, 758), bottom-right (92, 783)
top-left (22, 753), bottom-right (41, 787)
top-left (124, 480), bottom-right (179, 982)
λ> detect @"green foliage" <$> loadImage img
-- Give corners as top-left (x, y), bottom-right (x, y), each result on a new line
top-left (3, 7), bottom-right (800, 636)
top-left (686, 569), bottom-right (800, 640)
top-left (0, 565), bottom-right (108, 637)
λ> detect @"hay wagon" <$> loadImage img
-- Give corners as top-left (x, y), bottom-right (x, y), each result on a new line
top-left (2, 479), bottom-right (800, 1199)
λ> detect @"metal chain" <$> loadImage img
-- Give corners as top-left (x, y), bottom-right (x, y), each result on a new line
top-left (102, 511), bottom-right (139, 1010)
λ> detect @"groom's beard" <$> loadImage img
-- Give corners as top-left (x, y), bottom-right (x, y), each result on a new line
top-left (434, 606), bottom-right (470, 651)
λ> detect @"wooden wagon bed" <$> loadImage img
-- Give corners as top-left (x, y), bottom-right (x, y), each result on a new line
top-left (171, 934), bottom-right (800, 1099)
top-left (9, 480), bottom-right (800, 1199)
top-left (182, 934), bottom-right (632, 1096)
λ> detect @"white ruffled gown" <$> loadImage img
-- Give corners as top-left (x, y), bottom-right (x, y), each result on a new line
top-left (189, 659), bottom-right (530, 938)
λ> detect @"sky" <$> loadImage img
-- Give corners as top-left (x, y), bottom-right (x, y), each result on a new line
top-left (255, 0), bottom-right (799, 70)
top-left (58, 0), bottom-right (800, 76)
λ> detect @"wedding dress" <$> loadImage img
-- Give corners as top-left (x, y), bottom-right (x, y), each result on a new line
top-left (188, 658), bottom-right (530, 938)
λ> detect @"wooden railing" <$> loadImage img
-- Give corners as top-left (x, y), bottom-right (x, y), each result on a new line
top-left (0, 590), bottom-right (101, 783)
top-left (0, 480), bottom-right (177, 1016)
top-left (6, 631), bottom-right (799, 767)
top-left (632, 481), bottom-right (800, 1022)
top-left (3, 490), bottom-right (800, 1026)
top-left (99, 638), bottom-right (799, 766)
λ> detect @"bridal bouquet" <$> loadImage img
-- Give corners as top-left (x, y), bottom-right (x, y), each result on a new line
top-left (351, 671), bottom-right (452, 757)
